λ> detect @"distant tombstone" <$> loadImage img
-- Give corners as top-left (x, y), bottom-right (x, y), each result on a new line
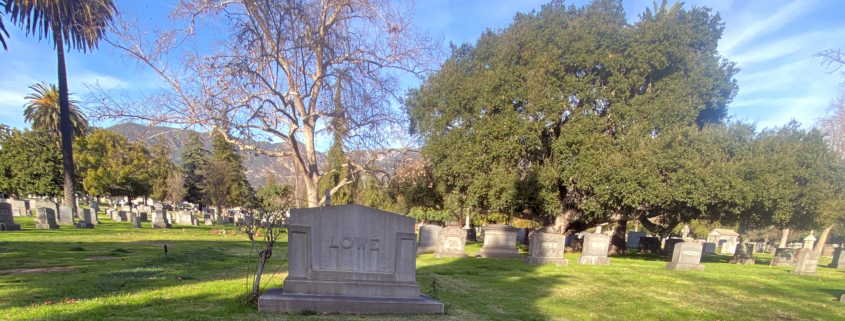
top-left (89, 201), bottom-right (99, 215)
top-left (516, 228), bottom-right (528, 245)
top-left (570, 238), bottom-right (584, 252)
top-left (790, 249), bottom-right (820, 275)
top-left (192, 215), bottom-right (200, 226)
top-left (75, 208), bottom-right (95, 229)
top-left (465, 228), bottom-right (477, 242)
top-left (257, 204), bottom-right (443, 314)
top-left (578, 233), bottom-right (611, 265)
top-left (177, 210), bottom-right (192, 225)
top-left (822, 244), bottom-right (836, 258)
top-left (524, 232), bottom-right (567, 266)
top-left (665, 242), bottom-right (705, 271)
top-left (721, 241), bottom-right (736, 255)
top-left (133, 215), bottom-right (142, 228)
top-left (433, 222), bottom-right (468, 258)
top-left (417, 224), bottom-right (443, 254)
top-left (663, 238), bottom-right (684, 256)
top-left (702, 242), bottom-right (717, 255)
top-left (57, 206), bottom-right (75, 225)
top-left (627, 231), bottom-right (646, 249)
top-left (0, 202), bottom-right (22, 231)
top-left (638, 237), bottom-right (661, 254)
top-left (152, 206), bottom-right (172, 229)
top-left (116, 211), bottom-right (129, 222)
top-left (771, 248), bottom-right (797, 266)
top-left (729, 243), bottom-right (755, 265)
top-left (204, 214), bottom-right (213, 226)
top-left (138, 212), bottom-right (148, 223)
top-left (36, 200), bottom-right (59, 219)
top-left (8, 199), bottom-right (29, 217)
top-left (828, 247), bottom-right (845, 270)
top-left (803, 234), bottom-right (817, 249)
top-left (476, 224), bottom-right (522, 259)
top-left (36, 207), bottom-right (60, 229)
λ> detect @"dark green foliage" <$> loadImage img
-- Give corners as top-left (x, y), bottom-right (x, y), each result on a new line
top-left (0, 127), bottom-right (63, 197)
top-left (207, 132), bottom-right (252, 208)
top-left (74, 129), bottom-right (151, 199)
top-left (68, 246), bottom-right (86, 251)
top-left (181, 132), bottom-right (209, 206)
top-left (147, 140), bottom-right (176, 202)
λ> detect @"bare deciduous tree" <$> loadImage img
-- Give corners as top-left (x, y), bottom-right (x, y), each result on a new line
top-left (165, 171), bottom-right (185, 204)
top-left (89, 0), bottom-right (439, 207)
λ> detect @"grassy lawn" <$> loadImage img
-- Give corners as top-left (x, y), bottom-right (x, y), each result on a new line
top-left (1, 213), bottom-right (844, 320)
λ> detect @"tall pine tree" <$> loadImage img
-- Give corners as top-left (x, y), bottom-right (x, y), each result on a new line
top-left (181, 132), bottom-right (209, 207)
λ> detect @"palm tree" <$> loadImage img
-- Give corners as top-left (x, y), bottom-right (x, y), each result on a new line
top-left (5, 0), bottom-right (116, 209)
top-left (23, 82), bottom-right (88, 138)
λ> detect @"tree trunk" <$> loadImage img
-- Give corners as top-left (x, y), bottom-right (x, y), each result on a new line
top-left (814, 225), bottom-right (833, 254)
top-left (54, 25), bottom-right (77, 213)
top-left (608, 220), bottom-right (628, 255)
top-left (252, 250), bottom-right (268, 302)
top-left (778, 228), bottom-right (790, 248)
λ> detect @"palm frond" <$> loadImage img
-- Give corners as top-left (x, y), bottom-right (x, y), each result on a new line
top-left (4, 0), bottom-right (117, 52)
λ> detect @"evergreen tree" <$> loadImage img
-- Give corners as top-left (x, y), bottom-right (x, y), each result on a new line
top-left (74, 129), bottom-right (151, 200)
top-left (181, 132), bottom-right (209, 206)
top-left (209, 131), bottom-right (252, 207)
top-left (147, 140), bottom-right (176, 201)
top-left (0, 128), bottom-right (63, 198)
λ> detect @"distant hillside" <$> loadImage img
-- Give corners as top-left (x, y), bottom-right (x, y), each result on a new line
top-left (106, 123), bottom-right (418, 188)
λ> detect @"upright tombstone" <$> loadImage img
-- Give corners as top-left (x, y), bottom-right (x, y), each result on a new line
top-left (57, 206), bottom-right (75, 225)
top-left (465, 228), bottom-right (477, 242)
top-left (75, 208), bottom-right (95, 229)
top-left (771, 248), bottom-right (797, 266)
top-left (627, 231), bottom-right (646, 249)
top-left (433, 222), bottom-right (468, 258)
top-left (8, 199), bottom-right (29, 217)
top-left (524, 232), bottom-right (568, 266)
top-left (638, 237), bottom-right (661, 254)
top-left (116, 211), bottom-right (129, 222)
top-left (665, 242), bottom-right (705, 271)
top-left (578, 233), bottom-right (611, 265)
top-left (803, 234), bottom-right (817, 249)
top-left (417, 224), bottom-right (443, 254)
top-left (204, 214), bottom-right (213, 226)
top-left (476, 224), bottom-right (523, 259)
top-left (152, 204), bottom-right (172, 229)
top-left (0, 202), bottom-right (22, 231)
top-left (258, 204), bottom-right (443, 314)
top-left (36, 207), bottom-right (60, 229)
top-left (133, 215), bottom-right (142, 228)
top-left (663, 238), bottom-right (684, 256)
top-left (702, 242), bottom-right (717, 255)
top-left (721, 241), bottom-right (736, 255)
top-left (790, 249), bottom-right (820, 275)
top-left (36, 200), bottom-right (59, 219)
top-left (729, 243), bottom-right (756, 265)
top-left (828, 247), bottom-right (845, 270)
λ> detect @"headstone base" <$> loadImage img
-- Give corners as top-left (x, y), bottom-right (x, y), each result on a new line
top-left (476, 247), bottom-right (523, 259)
top-left (772, 262), bottom-right (796, 267)
top-left (788, 270), bottom-right (817, 276)
top-left (36, 223), bottom-right (59, 229)
top-left (577, 256), bottom-right (610, 265)
top-left (417, 246), bottom-right (437, 254)
top-left (729, 257), bottom-right (755, 265)
top-left (524, 257), bottom-right (569, 266)
top-left (258, 288), bottom-right (443, 314)
top-left (75, 222), bottom-right (95, 229)
top-left (433, 252), bottom-right (468, 258)
top-left (1, 222), bottom-right (22, 231)
top-left (205, 219), bottom-right (213, 226)
top-left (665, 262), bottom-right (705, 271)
top-left (151, 222), bottom-right (171, 229)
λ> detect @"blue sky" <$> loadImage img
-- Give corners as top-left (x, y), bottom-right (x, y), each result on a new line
top-left (1, 0), bottom-right (844, 149)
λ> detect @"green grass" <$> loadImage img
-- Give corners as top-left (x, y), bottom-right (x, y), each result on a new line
top-left (1, 212), bottom-right (844, 320)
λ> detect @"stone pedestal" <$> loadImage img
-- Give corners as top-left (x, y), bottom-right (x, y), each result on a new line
top-left (58, 206), bottom-right (75, 225)
top-left (476, 224), bottom-right (522, 259)
top-left (627, 231), bottom-right (646, 249)
top-left (790, 249), bottom-right (820, 275)
top-left (433, 223), bottom-right (468, 258)
top-left (524, 232), bottom-right (568, 266)
top-left (729, 243), bottom-right (756, 265)
top-left (663, 238), bottom-right (684, 256)
top-left (417, 224), bottom-right (442, 254)
top-left (258, 204), bottom-right (443, 314)
top-left (638, 237), bottom-right (661, 254)
top-left (578, 233), bottom-right (610, 265)
top-left (0, 203), bottom-right (22, 231)
top-left (702, 242), bottom-right (717, 255)
top-left (36, 207), bottom-right (60, 229)
top-left (828, 247), bottom-right (845, 269)
top-left (665, 242), bottom-right (705, 271)
top-left (772, 248), bottom-right (797, 267)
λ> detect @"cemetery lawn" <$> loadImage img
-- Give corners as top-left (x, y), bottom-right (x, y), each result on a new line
top-left (1, 217), bottom-right (843, 320)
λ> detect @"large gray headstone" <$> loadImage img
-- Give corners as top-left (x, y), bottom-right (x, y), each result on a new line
top-left (729, 243), bottom-right (755, 265)
top-left (524, 232), bottom-right (567, 266)
top-left (578, 233), bottom-right (610, 265)
top-left (36, 207), bottom-right (60, 229)
top-left (702, 242), bottom-right (717, 255)
top-left (58, 206), bottom-right (75, 225)
top-left (151, 206), bottom-right (172, 229)
top-left (258, 204), bottom-right (443, 314)
top-left (663, 238), bottom-right (684, 256)
top-left (0, 202), bottom-right (22, 231)
top-left (75, 208), bottom-right (95, 229)
top-left (666, 242), bottom-right (705, 271)
top-left (638, 237), bottom-right (661, 254)
top-left (476, 224), bottom-right (522, 259)
top-left (417, 224), bottom-right (443, 254)
top-left (721, 241), bottom-right (737, 254)
top-left (772, 248), bottom-right (797, 266)
top-left (790, 249), bottom-right (820, 275)
top-left (433, 222), bottom-right (468, 258)
top-left (626, 231), bottom-right (646, 249)
top-left (828, 247), bottom-right (845, 270)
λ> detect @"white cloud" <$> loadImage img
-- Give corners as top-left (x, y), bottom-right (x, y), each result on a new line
top-left (720, 0), bottom-right (820, 56)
